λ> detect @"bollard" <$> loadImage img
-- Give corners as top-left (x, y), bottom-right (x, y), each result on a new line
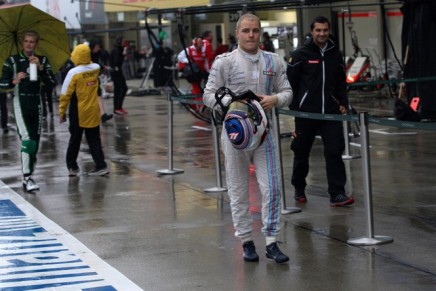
top-left (204, 116), bottom-right (227, 192)
top-left (342, 119), bottom-right (360, 160)
top-left (272, 108), bottom-right (301, 215)
top-left (348, 112), bottom-right (393, 246)
top-left (340, 9), bottom-right (359, 161)
top-left (156, 94), bottom-right (184, 175)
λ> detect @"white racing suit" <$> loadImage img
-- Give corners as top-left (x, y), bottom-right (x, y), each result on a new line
top-left (203, 48), bottom-right (293, 242)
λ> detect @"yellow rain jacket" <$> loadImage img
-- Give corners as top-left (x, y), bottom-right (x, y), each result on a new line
top-left (59, 44), bottom-right (100, 128)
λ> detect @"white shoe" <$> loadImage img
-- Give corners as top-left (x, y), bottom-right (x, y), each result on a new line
top-left (68, 168), bottom-right (80, 177)
top-left (86, 167), bottom-right (109, 176)
top-left (23, 177), bottom-right (40, 192)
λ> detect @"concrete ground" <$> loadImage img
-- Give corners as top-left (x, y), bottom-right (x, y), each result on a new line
top-left (1, 78), bottom-right (436, 290)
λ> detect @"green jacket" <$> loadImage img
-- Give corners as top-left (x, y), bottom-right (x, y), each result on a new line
top-left (0, 51), bottom-right (55, 108)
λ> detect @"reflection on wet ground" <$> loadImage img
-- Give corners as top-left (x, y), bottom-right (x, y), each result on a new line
top-left (1, 82), bottom-right (436, 289)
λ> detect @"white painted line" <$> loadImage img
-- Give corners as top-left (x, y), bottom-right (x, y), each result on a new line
top-left (0, 180), bottom-right (143, 291)
top-left (0, 261), bottom-right (88, 275)
top-left (369, 128), bottom-right (417, 135)
top-left (190, 125), bottom-right (212, 131)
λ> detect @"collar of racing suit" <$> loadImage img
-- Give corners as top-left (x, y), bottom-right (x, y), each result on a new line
top-left (237, 48), bottom-right (260, 63)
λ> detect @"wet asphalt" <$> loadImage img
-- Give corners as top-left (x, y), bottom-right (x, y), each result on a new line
top-left (1, 78), bottom-right (436, 290)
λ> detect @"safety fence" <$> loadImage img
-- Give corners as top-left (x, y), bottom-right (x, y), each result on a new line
top-left (347, 75), bottom-right (436, 89)
top-left (157, 93), bottom-right (436, 246)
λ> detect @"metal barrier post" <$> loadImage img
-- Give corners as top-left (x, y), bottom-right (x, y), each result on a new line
top-left (272, 108), bottom-right (301, 215)
top-left (156, 94), bottom-right (184, 175)
top-left (204, 116), bottom-right (227, 192)
top-left (139, 57), bottom-right (154, 89)
top-left (348, 112), bottom-right (393, 246)
top-left (342, 119), bottom-right (360, 160)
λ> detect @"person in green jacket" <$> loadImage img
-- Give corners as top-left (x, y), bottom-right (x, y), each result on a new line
top-left (0, 30), bottom-right (55, 192)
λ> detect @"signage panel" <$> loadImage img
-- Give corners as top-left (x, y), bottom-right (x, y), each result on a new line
top-left (104, 0), bottom-right (210, 12)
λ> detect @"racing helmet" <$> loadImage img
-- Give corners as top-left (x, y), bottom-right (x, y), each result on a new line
top-left (224, 99), bottom-right (268, 151)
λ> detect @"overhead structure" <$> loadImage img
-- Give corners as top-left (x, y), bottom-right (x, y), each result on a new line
top-left (147, 0), bottom-right (402, 15)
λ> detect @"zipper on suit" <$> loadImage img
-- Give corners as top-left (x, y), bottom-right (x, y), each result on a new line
top-left (321, 49), bottom-right (325, 114)
top-left (300, 91), bottom-right (308, 108)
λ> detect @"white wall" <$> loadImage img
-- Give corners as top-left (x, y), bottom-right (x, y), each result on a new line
top-left (31, 0), bottom-right (81, 29)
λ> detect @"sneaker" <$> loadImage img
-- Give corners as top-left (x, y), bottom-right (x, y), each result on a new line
top-left (294, 189), bottom-right (307, 203)
top-left (119, 109), bottom-right (128, 114)
top-left (114, 109), bottom-right (124, 115)
top-left (330, 194), bottom-right (355, 207)
top-left (87, 167), bottom-right (109, 176)
top-left (266, 242), bottom-right (289, 264)
top-left (101, 113), bottom-right (113, 123)
top-left (22, 177), bottom-right (40, 192)
top-left (242, 241), bottom-right (259, 262)
top-left (68, 168), bottom-right (79, 177)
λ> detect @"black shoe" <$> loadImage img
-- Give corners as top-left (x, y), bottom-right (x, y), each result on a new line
top-left (242, 241), bottom-right (259, 262)
top-left (294, 189), bottom-right (307, 203)
top-left (266, 242), bottom-right (289, 264)
top-left (101, 113), bottom-right (113, 123)
top-left (330, 194), bottom-right (355, 207)
top-left (2, 128), bottom-right (8, 134)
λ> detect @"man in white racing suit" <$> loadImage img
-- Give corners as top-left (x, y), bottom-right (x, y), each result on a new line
top-left (203, 13), bottom-right (293, 264)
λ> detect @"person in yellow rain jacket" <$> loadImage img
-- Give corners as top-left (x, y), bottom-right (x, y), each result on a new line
top-left (59, 44), bottom-right (109, 177)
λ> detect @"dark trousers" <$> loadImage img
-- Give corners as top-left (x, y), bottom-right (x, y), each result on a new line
top-left (66, 124), bottom-right (107, 170)
top-left (41, 85), bottom-right (53, 117)
top-left (0, 93), bottom-right (7, 129)
top-left (111, 71), bottom-right (128, 111)
top-left (291, 117), bottom-right (346, 195)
